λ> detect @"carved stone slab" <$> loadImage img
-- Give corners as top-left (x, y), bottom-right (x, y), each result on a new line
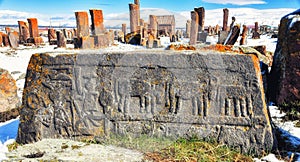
top-left (17, 51), bottom-right (275, 155)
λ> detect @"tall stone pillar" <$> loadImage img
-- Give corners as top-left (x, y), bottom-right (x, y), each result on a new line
top-left (129, 3), bottom-right (139, 33)
top-left (140, 19), bottom-right (144, 26)
top-left (223, 8), bottom-right (229, 31)
top-left (186, 20), bottom-right (191, 38)
top-left (240, 25), bottom-right (248, 45)
top-left (143, 22), bottom-right (148, 39)
top-left (122, 24), bottom-right (127, 36)
top-left (18, 21), bottom-right (29, 43)
top-left (89, 9), bottom-right (105, 35)
top-left (48, 28), bottom-right (56, 45)
top-left (56, 30), bottom-right (66, 48)
top-left (135, 0), bottom-right (140, 26)
top-left (252, 22), bottom-right (260, 39)
top-left (149, 15), bottom-right (158, 39)
top-left (215, 24), bottom-right (220, 34)
top-left (190, 11), bottom-right (199, 45)
top-left (5, 27), bottom-right (11, 34)
top-left (194, 7), bottom-right (205, 32)
top-left (75, 11), bottom-right (89, 38)
top-left (27, 18), bottom-right (39, 38)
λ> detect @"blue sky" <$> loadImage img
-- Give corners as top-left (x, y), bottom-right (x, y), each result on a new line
top-left (0, 0), bottom-right (299, 15)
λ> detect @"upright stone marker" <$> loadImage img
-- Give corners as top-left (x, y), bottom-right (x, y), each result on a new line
top-left (149, 15), bottom-right (158, 39)
top-left (5, 27), bottom-right (11, 34)
top-left (186, 20), bottom-right (191, 38)
top-left (17, 50), bottom-right (275, 155)
top-left (194, 7), bottom-right (205, 32)
top-left (8, 32), bottom-right (19, 48)
top-left (27, 18), bottom-right (39, 38)
top-left (56, 31), bottom-right (66, 48)
top-left (252, 22), bottom-right (260, 39)
top-left (18, 21), bottom-right (30, 43)
top-left (129, 3), bottom-right (139, 33)
top-left (48, 28), bottom-right (57, 45)
top-left (2, 34), bottom-right (9, 47)
top-left (189, 11), bottom-right (198, 45)
top-left (75, 12), bottom-right (89, 38)
top-left (122, 24), bottom-right (127, 36)
top-left (90, 9), bottom-right (105, 35)
top-left (223, 8), bottom-right (229, 31)
top-left (240, 25), bottom-right (248, 45)
top-left (269, 9), bottom-right (300, 104)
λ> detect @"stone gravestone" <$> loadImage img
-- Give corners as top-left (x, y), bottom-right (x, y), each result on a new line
top-left (189, 11), bottom-right (198, 45)
top-left (197, 32), bottom-right (208, 43)
top-left (269, 9), bottom-right (300, 104)
top-left (2, 34), bottom-right (9, 47)
top-left (48, 28), bottom-right (57, 45)
top-left (56, 31), bottom-right (66, 48)
top-left (224, 25), bottom-right (240, 45)
top-left (17, 51), bottom-right (275, 155)
top-left (8, 32), bottom-right (19, 48)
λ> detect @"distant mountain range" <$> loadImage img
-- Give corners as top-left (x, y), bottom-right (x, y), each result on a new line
top-left (0, 8), bottom-right (296, 29)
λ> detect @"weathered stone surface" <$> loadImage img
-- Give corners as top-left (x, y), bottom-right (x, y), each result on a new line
top-left (8, 31), bottom-right (19, 48)
top-left (75, 12), bottom-right (89, 38)
top-left (252, 22), bottom-right (260, 39)
top-left (149, 15), bottom-right (158, 39)
top-left (2, 34), bottom-right (10, 47)
top-left (194, 7), bottom-right (205, 32)
top-left (122, 23), bottom-right (127, 36)
top-left (48, 28), bottom-right (57, 45)
top-left (129, 3), bottom-right (139, 33)
top-left (0, 32), bottom-right (3, 46)
top-left (185, 20), bottom-right (191, 38)
top-left (269, 9), bottom-right (300, 104)
top-left (93, 33), bottom-right (110, 48)
top-left (27, 18), bottom-right (39, 38)
top-left (197, 32), bottom-right (208, 43)
top-left (223, 8), bottom-right (229, 31)
top-left (5, 27), bottom-right (11, 34)
top-left (125, 33), bottom-right (141, 45)
top-left (90, 9), bottom-right (105, 35)
top-left (189, 11), bottom-right (198, 45)
top-left (74, 36), bottom-right (95, 49)
top-left (218, 31), bottom-right (228, 44)
top-left (0, 68), bottom-right (20, 113)
top-left (18, 21), bottom-right (30, 43)
top-left (224, 24), bottom-right (240, 45)
top-left (56, 31), bottom-right (66, 48)
top-left (17, 51), bottom-right (275, 155)
top-left (240, 25), bottom-right (248, 45)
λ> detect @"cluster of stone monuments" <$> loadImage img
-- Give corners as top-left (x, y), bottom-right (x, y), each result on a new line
top-left (0, 0), bottom-right (298, 157)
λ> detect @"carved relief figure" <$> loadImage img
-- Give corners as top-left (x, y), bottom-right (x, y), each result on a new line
top-left (73, 71), bottom-right (105, 135)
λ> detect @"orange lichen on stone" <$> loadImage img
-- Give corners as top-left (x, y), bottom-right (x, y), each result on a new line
top-left (167, 44), bottom-right (196, 51)
top-left (0, 71), bottom-right (17, 95)
top-left (250, 54), bottom-right (270, 126)
top-left (203, 44), bottom-right (240, 53)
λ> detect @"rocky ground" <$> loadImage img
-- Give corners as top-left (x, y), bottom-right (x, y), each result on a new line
top-left (4, 139), bottom-right (145, 162)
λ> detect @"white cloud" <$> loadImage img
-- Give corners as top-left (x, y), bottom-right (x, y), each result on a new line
top-left (202, 0), bottom-right (267, 5)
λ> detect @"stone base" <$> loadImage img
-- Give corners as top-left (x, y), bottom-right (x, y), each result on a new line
top-left (27, 37), bottom-right (44, 46)
top-left (218, 31), bottom-right (228, 44)
top-left (93, 34), bottom-right (110, 48)
top-left (74, 36), bottom-right (95, 49)
top-left (197, 32), bottom-right (208, 43)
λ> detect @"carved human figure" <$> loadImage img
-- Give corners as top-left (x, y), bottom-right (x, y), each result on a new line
top-left (76, 78), bottom-right (103, 130)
